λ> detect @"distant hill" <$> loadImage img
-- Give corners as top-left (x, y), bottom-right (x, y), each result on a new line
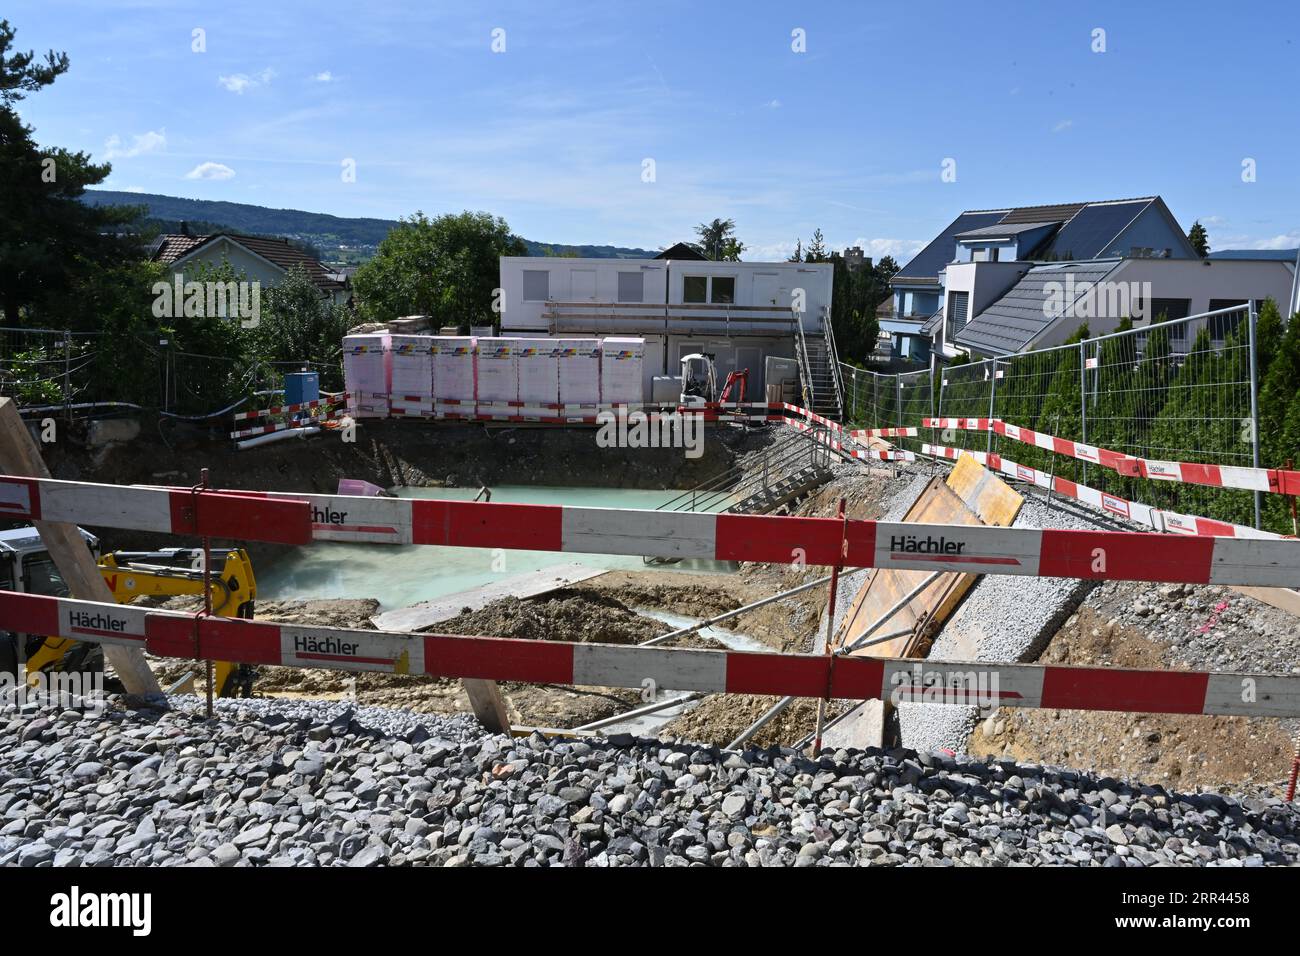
top-left (82, 190), bottom-right (658, 265)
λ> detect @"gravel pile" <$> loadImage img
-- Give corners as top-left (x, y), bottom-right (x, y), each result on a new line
top-left (167, 694), bottom-right (484, 744)
top-left (5, 694), bottom-right (1297, 867)
top-left (1082, 579), bottom-right (1300, 676)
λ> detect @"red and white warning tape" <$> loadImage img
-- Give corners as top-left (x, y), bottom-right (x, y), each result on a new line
top-left (4, 591), bottom-right (1297, 718)
top-left (850, 426), bottom-right (919, 440)
top-left (923, 417), bottom-right (1300, 497)
top-left (4, 474), bottom-right (1299, 585)
top-left (784, 418), bottom-right (914, 462)
top-left (230, 407), bottom-right (341, 440)
top-left (922, 444), bottom-right (1279, 541)
top-left (232, 393), bottom-right (349, 423)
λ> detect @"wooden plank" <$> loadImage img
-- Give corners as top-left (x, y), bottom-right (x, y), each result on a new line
top-left (0, 398), bottom-right (160, 696)
top-left (838, 454), bottom-right (1024, 659)
top-left (1232, 586), bottom-right (1300, 618)
top-left (462, 678), bottom-right (511, 734)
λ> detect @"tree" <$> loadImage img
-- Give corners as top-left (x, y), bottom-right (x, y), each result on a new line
top-left (787, 239), bottom-right (802, 263)
top-left (352, 210), bottom-right (525, 330)
top-left (1187, 221), bottom-right (1210, 257)
top-left (251, 266), bottom-right (355, 390)
top-left (875, 255), bottom-right (900, 283)
top-left (828, 251), bottom-right (887, 365)
top-left (0, 19), bottom-right (142, 324)
top-left (804, 228), bottom-right (828, 263)
top-left (693, 218), bottom-right (744, 261)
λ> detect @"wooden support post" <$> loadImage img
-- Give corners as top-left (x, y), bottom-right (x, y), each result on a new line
top-left (462, 678), bottom-right (511, 734)
top-left (0, 398), bottom-right (162, 696)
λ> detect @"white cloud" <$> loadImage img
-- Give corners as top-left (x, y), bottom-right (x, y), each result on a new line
top-left (746, 240), bottom-right (798, 261)
top-left (184, 162), bottom-right (236, 181)
top-left (1244, 232), bottom-right (1300, 250)
top-left (763, 98), bottom-right (781, 109)
top-left (218, 68), bottom-right (275, 94)
top-left (103, 128), bottom-right (166, 160)
top-left (852, 237), bottom-right (927, 264)
top-left (1052, 119), bottom-right (1073, 133)
top-left (312, 71), bottom-right (333, 82)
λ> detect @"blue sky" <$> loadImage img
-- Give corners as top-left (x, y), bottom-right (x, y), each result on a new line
top-left (9, 0), bottom-right (1299, 261)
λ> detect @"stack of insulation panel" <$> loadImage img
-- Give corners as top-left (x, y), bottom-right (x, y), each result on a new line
top-left (557, 338), bottom-right (601, 418)
top-left (431, 337), bottom-right (476, 419)
top-left (475, 338), bottom-right (520, 417)
top-left (516, 338), bottom-right (561, 419)
top-left (343, 333), bottom-right (391, 418)
top-left (600, 337), bottom-right (646, 406)
top-left (388, 335), bottom-right (435, 417)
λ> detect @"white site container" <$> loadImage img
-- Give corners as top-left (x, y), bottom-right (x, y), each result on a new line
top-left (556, 338), bottom-right (601, 406)
top-left (343, 333), bottom-right (391, 417)
top-left (600, 337), bottom-right (645, 405)
top-left (431, 337), bottom-right (476, 402)
top-left (388, 334), bottom-right (435, 399)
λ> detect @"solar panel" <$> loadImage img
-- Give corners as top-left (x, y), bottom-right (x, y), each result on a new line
top-left (1040, 201), bottom-right (1149, 260)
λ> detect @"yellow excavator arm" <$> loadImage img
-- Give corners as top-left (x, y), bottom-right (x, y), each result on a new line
top-left (25, 548), bottom-right (258, 698)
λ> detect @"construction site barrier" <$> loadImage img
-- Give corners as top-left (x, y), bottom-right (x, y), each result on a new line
top-left (2, 474), bottom-right (1299, 586)
top-left (5, 590), bottom-right (1298, 719)
top-left (0, 476), bottom-right (312, 545)
top-left (923, 417), bottom-right (1300, 497)
top-left (231, 393), bottom-right (350, 423)
top-left (922, 444), bottom-right (1279, 541)
top-left (782, 417), bottom-right (915, 462)
top-left (850, 426), bottom-right (920, 440)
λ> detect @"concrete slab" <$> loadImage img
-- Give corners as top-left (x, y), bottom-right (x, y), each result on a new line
top-left (822, 699), bottom-right (886, 751)
top-left (372, 563), bottom-right (608, 632)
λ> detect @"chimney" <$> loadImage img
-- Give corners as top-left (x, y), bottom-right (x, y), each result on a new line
top-left (179, 220), bottom-right (190, 237)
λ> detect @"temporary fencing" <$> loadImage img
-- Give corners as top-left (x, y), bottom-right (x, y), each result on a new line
top-left (2, 473), bottom-right (1299, 585)
top-left (842, 305), bottom-right (1282, 531)
top-left (5, 589), bottom-right (1300, 719)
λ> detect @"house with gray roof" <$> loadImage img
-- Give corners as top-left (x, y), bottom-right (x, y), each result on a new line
top-left (891, 197), bottom-right (1200, 358)
top-left (950, 255), bottom-right (1296, 357)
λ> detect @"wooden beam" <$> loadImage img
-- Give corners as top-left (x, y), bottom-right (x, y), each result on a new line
top-left (461, 678), bottom-right (511, 734)
top-left (1233, 586), bottom-right (1300, 618)
top-left (0, 399), bottom-right (161, 696)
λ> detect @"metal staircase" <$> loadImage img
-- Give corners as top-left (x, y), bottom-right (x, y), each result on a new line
top-left (655, 426), bottom-right (836, 517)
top-left (793, 313), bottom-right (844, 422)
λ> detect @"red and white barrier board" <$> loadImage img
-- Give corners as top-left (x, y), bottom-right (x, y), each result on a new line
top-left (4, 591), bottom-right (1298, 719)
top-left (922, 444), bottom-right (1278, 541)
top-left (0, 476), bottom-right (311, 545)
top-left (923, 417), bottom-right (1300, 497)
top-left (4, 473), bottom-right (1299, 586)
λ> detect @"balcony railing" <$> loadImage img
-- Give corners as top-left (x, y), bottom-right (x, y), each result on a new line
top-left (543, 301), bottom-right (815, 336)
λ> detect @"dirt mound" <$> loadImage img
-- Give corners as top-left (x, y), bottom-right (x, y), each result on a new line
top-left (968, 603), bottom-right (1297, 790)
top-left (427, 591), bottom-right (665, 645)
top-left (575, 581), bottom-right (740, 619)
